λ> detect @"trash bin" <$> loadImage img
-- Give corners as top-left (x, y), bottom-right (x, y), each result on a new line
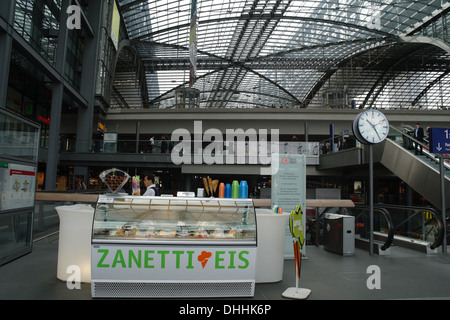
top-left (56, 204), bottom-right (94, 283)
top-left (323, 213), bottom-right (355, 256)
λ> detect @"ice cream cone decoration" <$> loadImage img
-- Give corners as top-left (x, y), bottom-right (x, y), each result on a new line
top-left (198, 251), bottom-right (212, 268)
top-left (203, 178), bottom-right (209, 196)
top-left (212, 180), bottom-right (219, 193)
top-left (208, 178), bottom-right (213, 195)
top-left (202, 177), bottom-right (220, 197)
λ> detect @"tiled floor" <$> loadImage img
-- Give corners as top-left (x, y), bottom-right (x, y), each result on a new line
top-left (1, 236), bottom-right (450, 300)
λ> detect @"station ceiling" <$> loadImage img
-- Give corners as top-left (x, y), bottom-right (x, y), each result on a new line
top-left (114, 0), bottom-right (450, 110)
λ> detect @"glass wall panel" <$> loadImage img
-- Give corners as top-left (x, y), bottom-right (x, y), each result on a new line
top-left (14, 0), bottom-right (62, 67)
top-left (0, 210), bottom-right (33, 266)
top-left (0, 109), bottom-right (40, 161)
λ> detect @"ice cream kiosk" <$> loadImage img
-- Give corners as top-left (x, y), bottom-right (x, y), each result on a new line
top-left (90, 170), bottom-right (257, 298)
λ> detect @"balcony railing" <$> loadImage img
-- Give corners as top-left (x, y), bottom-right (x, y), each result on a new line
top-left (57, 138), bottom-right (321, 164)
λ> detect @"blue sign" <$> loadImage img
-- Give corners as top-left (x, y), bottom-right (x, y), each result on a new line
top-left (429, 128), bottom-right (450, 154)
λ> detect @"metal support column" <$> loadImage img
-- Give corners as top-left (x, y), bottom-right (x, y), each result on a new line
top-left (76, 0), bottom-right (104, 152)
top-left (369, 143), bottom-right (374, 256)
top-left (438, 155), bottom-right (448, 254)
top-left (74, 0), bottom-right (104, 184)
top-left (136, 121), bottom-right (140, 153)
top-left (0, 0), bottom-right (15, 108)
top-left (45, 83), bottom-right (64, 190)
top-left (45, 0), bottom-right (70, 190)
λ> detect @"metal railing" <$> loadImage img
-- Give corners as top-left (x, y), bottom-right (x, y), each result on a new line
top-left (374, 204), bottom-right (445, 250)
top-left (311, 204), bottom-right (445, 252)
top-left (350, 205), bottom-right (395, 251)
top-left (308, 205), bottom-right (394, 251)
top-left (388, 125), bottom-right (450, 170)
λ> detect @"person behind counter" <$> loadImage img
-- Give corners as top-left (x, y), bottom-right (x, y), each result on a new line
top-left (143, 173), bottom-right (160, 196)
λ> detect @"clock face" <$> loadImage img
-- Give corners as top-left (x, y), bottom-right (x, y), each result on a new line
top-left (355, 109), bottom-right (389, 144)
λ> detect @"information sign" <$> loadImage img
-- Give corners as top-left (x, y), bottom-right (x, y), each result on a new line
top-left (429, 128), bottom-right (450, 154)
top-left (271, 153), bottom-right (306, 256)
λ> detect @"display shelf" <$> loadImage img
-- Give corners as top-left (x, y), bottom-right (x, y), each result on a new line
top-left (92, 195), bottom-right (256, 243)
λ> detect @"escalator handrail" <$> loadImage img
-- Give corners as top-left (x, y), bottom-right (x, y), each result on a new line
top-left (372, 204), bottom-right (445, 250)
top-left (389, 125), bottom-right (430, 150)
top-left (389, 125), bottom-right (450, 170)
top-left (353, 205), bottom-right (395, 251)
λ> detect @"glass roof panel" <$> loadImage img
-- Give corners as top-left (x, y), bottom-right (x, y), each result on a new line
top-left (115, 0), bottom-right (450, 109)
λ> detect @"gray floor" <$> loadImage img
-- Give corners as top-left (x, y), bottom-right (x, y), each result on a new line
top-left (1, 236), bottom-right (450, 300)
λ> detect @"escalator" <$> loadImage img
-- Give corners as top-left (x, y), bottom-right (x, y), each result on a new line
top-left (309, 204), bottom-right (445, 254)
top-left (315, 125), bottom-right (448, 253)
top-left (380, 126), bottom-right (450, 210)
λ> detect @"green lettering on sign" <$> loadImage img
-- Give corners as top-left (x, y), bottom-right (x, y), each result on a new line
top-left (186, 251), bottom-right (194, 269)
top-left (97, 249), bottom-right (109, 268)
top-left (215, 251), bottom-right (225, 269)
top-left (238, 251), bottom-right (249, 269)
top-left (112, 249), bottom-right (126, 268)
top-left (144, 250), bottom-right (154, 268)
top-left (95, 248), bottom-right (252, 270)
top-left (157, 250), bottom-right (169, 268)
top-left (172, 250), bottom-right (184, 268)
top-left (128, 250), bottom-right (141, 268)
top-left (228, 251), bottom-right (236, 269)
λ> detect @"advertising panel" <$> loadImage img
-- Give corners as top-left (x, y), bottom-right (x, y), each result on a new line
top-left (0, 162), bottom-right (36, 211)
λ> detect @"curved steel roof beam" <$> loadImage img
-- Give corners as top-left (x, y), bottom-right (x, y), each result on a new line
top-left (399, 35), bottom-right (450, 55)
top-left (131, 14), bottom-right (392, 42)
top-left (365, 38), bottom-right (450, 108)
top-left (301, 38), bottom-right (397, 107)
top-left (111, 39), bottom-right (150, 107)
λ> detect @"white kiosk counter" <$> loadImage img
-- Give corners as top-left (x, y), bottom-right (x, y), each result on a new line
top-left (255, 209), bottom-right (289, 283)
top-left (55, 203), bottom-right (94, 283)
top-left (90, 195), bottom-right (257, 298)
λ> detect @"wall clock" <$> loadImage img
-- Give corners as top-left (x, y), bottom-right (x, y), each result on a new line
top-left (352, 108), bottom-right (389, 144)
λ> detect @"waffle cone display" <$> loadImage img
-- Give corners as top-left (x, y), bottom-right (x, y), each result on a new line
top-left (203, 178), bottom-right (210, 196)
top-left (99, 168), bottom-right (130, 193)
top-left (211, 180), bottom-right (219, 193)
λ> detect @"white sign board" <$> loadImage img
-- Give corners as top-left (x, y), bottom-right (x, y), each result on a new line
top-left (91, 244), bottom-right (256, 281)
top-left (271, 153), bottom-right (306, 257)
top-left (0, 162), bottom-right (36, 211)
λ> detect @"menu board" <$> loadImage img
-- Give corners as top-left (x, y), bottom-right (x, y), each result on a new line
top-left (271, 153), bottom-right (306, 256)
top-left (0, 162), bottom-right (36, 211)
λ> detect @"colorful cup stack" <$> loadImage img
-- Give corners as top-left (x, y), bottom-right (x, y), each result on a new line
top-left (224, 184), bottom-right (231, 198)
top-left (272, 205), bottom-right (283, 214)
top-left (221, 180), bottom-right (249, 198)
top-left (239, 180), bottom-right (248, 198)
top-left (218, 183), bottom-right (225, 198)
top-left (231, 180), bottom-right (239, 198)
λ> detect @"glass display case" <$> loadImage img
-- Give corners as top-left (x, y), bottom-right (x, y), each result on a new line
top-left (91, 195), bottom-right (257, 298)
top-left (92, 195), bottom-right (256, 243)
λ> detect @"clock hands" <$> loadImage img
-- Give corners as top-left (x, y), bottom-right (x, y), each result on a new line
top-left (375, 119), bottom-right (386, 126)
top-left (365, 119), bottom-right (382, 140)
